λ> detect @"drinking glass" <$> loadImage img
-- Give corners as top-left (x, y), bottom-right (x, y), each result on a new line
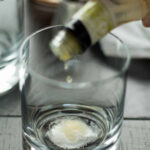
top-left (19, 25), bottom-right (130, 150)
top-left (0, 0), bottom-right (24, 95)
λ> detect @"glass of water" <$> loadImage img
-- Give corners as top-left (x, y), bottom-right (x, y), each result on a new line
top-left (0, 0), bottom-right (24, 95)
top-left (19, 25), bottom-right (130, 150)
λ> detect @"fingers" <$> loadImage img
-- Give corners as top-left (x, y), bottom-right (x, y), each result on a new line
top-left (142, 13), bottom-right (150, 27)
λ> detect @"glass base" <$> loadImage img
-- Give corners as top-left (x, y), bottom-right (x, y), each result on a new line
top-left (22, 104), bottom-right (123, 150)
top-left (23, 137), bottom-right (122, 150)
top-left (0, 59), bottom-right (18, 96)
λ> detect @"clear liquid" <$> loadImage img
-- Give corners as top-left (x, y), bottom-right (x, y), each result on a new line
top-left (23, 104), bottom-right (122, 150)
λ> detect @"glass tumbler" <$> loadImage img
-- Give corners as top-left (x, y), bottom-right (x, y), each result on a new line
top-left (0, 0), bottom-right (24, 95)
top-left (19, 25), bottom-right (130, 150)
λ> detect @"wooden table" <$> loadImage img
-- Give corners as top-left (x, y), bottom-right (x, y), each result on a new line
top-left (0, 59), bottom-right (150, 150)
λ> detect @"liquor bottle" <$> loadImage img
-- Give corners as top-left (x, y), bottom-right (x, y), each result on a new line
top-left (50, 0), bottom-right (150, 61)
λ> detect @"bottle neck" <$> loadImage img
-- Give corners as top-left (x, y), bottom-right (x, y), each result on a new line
top-left (50, 0), bottom-right (150, 61)
top-left (66, 20), bottom-right (92, 51)
top-left (69, 0), bottom-right (150, 44)
top-left (71, 0), bottom-right (115, 44)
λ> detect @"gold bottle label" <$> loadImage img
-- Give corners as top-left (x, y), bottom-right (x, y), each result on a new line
top-left (72, 0), bottom-right (115, 44)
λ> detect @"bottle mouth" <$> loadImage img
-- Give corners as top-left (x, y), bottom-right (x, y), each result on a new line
top-left (20, 25), bottom-right (130, 89)
top-left (50, 20), bottom-right (92, 61)
top-left (66, 20), bottom-right (92, 51)
top-left (49, 28), bottom-right (84, 61)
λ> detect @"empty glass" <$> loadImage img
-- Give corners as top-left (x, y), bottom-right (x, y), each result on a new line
top-left (0, 0), bottom-right (24, 95)
top-left (19, 25), bottom-right (130, 150)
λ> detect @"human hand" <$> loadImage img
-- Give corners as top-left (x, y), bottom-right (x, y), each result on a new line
top-left (142, 13), bottom-right (150, 27)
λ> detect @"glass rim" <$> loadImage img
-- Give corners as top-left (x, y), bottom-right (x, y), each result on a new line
top-left (20, 25), bottom-right (130, 89)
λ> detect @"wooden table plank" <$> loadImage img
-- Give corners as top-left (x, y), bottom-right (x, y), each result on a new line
top-left (125, 78), bottom-right (150, 118)
top-left (1, 60), bottom-right (150, 118)
top-left (1, 117), bottom-right (150, 150)
top-left (0, 86), bottom-right (21, 116)
top-left (0, 78), bottom-right (150, 118)
top-left (121, 120), bottom-right (150, 150)
top-left (124, 59), bottom-right (150, 118)
top-left (0, 117), bottom-right (22, 150)
top-left (1, 79), bottom-right (150, 119)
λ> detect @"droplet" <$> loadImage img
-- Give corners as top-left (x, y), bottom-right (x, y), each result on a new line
top-left (64, 63), bottom-right (69, 70)
top-left (66, 76), bottom-right (73, 83)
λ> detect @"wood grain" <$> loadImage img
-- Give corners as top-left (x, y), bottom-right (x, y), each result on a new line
top-left (121, 120), bottom-right (150, 150)
top-left (0, 76), bottom-right (150, 118)
top-left (0, 117), bottom-right (22, 150)
top-left (1, 60), bottom-right (150, 119)
top-left (0, 117), bottom-right (150, 150)
top-left (124, 59), bottom-right (150, 118)
top-left (0, 77), bottom-right (150, 118)
top-left (125, 78), bottom-right (150, 118)
top-left (0, 86), bottom-right (21, 116)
